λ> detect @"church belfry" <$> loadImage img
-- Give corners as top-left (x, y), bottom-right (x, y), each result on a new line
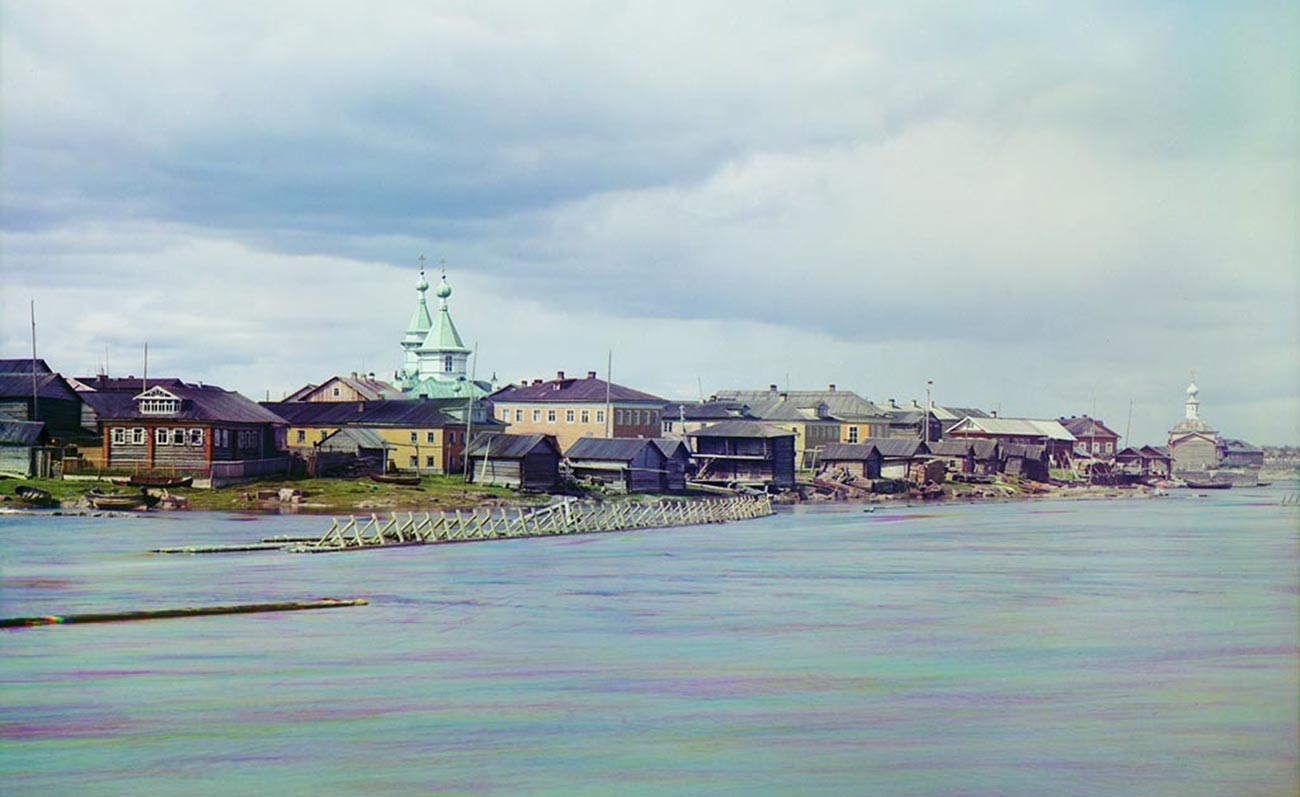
top-left (394, 257), bottom-right (494, 401)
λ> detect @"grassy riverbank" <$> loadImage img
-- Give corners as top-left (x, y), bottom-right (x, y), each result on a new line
top-left (0, 475), bottom-right (546, 514)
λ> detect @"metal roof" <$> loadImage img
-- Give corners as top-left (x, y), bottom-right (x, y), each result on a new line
top-left (84, 383), bottom-right (284, 424)
top-left (0, 359), bottom-right (53, 374)
top-left (0, 418), bottom-right (45, 445)
top-left (466, 433), bottom-right (560, 459)
top-left (820, 443), bottom-right (883, 461)
top-left (0, 373), bottom-right (80, 402)
top-left (948, 417), bottom-right (1076, 442)
top-left (686, 420), bottom-right (795, 439)
top-left (318, 427), bottom-right (394, 451)
top-left (564, 437), bottom-right (661, 461)
top-left (491, 376), bottom-right (665, 405)
top-left (651, 438), bottom-right (690, 459)
top-left (712, 389), bottom-right (886, 421)
top-left (661, 401), bottom-right (752, 421)
top-left (858, 437), bottom-right (930, 458)
top-left (262, 400), bottom-right (457, 427)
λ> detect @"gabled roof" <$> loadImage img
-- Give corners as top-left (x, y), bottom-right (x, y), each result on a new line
top-left (711, 389), bottom-right (886, 421)
top-left (687, 420), bottom-right (795, 439)
top-left (466, 433), bottom-right (561, 459)
top-left (1221, 438), bottom-right (1262, 453)
top-left (565, 437), bottom-right (662, 462)
top-left (0, 358), bottom-right (52, 374)
top-left (1001, 443), bottom-right (1047, 459)
top-left (662, 401), bottom-right (753, 421)
top-left (0, 373), bottom-right (81, 402)
top-left (491, 375), bottom-right (665, 405)
top-left (820, 443), bottom-right (883, 461)
top-left (0, 418), bottom-right (46, 445)
top-left (71, 376), bottom-right (187, 392)
top-left (927, 440), bottom-right (974, 457)
top-left (318, 427), bottom-right (394, 451)
top-left (651, 438), bottom-right (690, 459)
top-left (261, 400), bottom-right (459, 427)
top-left (282, 375), bottom-right (402, 402)
top-left (858, 437), bottom-right (930, 458)
top-left (930, 405), bottom-right (991, 422)
top-left (947, 417), bottom-right (1076, 442)
top-left (969, 439), bottom-right (999, 459)
top-left (91, 383), bottom-right (284, 424)
top-left (1059, 416), bottom-right (1121, 439)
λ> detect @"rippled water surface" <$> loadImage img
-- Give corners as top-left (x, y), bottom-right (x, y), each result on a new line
top-left (3, 487), bottom-right (1297, 796)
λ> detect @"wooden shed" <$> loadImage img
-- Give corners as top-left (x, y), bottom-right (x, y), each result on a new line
top-left (1000, 443), bottom-right (1050, 482)
top-left (651, 438), bottom-right (692, 492)
top-left (970, 439), bottom-right (1000, 475)
top-left (687, 420), bottom-right (796, 491)
top-left (0, 416), bottom-right (48, 477)
top-left (926, 439), bottom-right (975, 474)
top-left (858, 437), bottom-right (931, 479)
top-left (564, 437), bottom-right (668, 493)
top-left (314, 427), bottom-right (392, 477)
top-left (466, 433), bottom-right (561, 491)
top-left (818, 443), bottom-right (884, 480)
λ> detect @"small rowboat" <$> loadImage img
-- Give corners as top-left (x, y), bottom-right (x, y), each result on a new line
top-left (15, 485), bottom-right (57, 506)
top-left (86, 489), bottom-right (161, 510)
top-left (369, 473), bottom-right (421, 486)
top-left (128, 474), bottom-right (193, 489)
top-left (1185, 480), bottom-right (1232, 490)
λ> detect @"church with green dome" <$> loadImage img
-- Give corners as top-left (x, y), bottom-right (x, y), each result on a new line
top-left (395, 261), bottom-right (495, 402)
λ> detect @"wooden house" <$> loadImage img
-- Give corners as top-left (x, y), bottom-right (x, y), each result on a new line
top-left (283, 373), bottom-right (402, 402)
top-left (926, 439), bottom-right (975, 474)
top-left (465, 433), bottom-right (562, 491)
top-left (1114, 446), bottom-right (1172, 479)
top-left (83, 382), bottom-right (288, 486)
top-left (686, 420), bottom-right (796, 491)
top-left (0, 416), bottom-right (49, 477)
top-left (857, 437), bottom-right (931, 479)
top-left (314, 428), bottom-right (393, 477)
top-left (946, 416), bottom-right (1076, 466)
top-left (1060, 416), bottom-right (1122, 459)
top-left (709, 387), bottom-right (850, 468)
top-left (1000, 443), bottom-right (1050, 482)
top-left (264, 399), bottom-right (504, 475)
top-left (1219, 439), bottom-right (1264, 470)
top-left (0, 359), bottom-right (83, 441)
top-left (651, 438), bottom-right (692, 492)
top-left (970, 439), bottom-right (1001, 475)
top-left (564, 437), bottom-right (670, 493)
top-left (817, 443), bottom-right (884, 480)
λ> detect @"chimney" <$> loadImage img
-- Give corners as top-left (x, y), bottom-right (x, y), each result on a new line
top-left (828, 384), bottom-right (836, 392)
top-left (769, 384), bottom-right (778, 393)
top-left (587, 370), bottom-right (597, 379)
top-left (888, 398), bottom-right (897, 409)
top-left (912, 399), bottom-right (920, 408)
top-left (351, 371), bottom-right (358, 380)
top-left (556, 371), bottom-right (565, 380)
top-left (779, 392), bottom-right (788, 402)
top-left (532, 379), bottom-right (542, 386)
top-left (990, 410), bottom-right (998, 418)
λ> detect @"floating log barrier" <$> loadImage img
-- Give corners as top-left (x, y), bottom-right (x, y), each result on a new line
top-left (153, 542), bottom-right (297, 554)
top-left (1, 598), bottom-right (368, 628)
top-left (288, 495), bottom-right (774, 553)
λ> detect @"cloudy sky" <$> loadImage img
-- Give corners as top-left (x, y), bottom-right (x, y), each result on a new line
top-left (2, 1), bottom-right (1296, 444)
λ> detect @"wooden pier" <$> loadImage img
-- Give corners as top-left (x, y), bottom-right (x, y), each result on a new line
top-left (286, 495), bottom-right (774, 553)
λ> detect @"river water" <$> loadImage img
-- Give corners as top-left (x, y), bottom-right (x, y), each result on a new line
top-left (2, 486), bottom-right (1297, 796)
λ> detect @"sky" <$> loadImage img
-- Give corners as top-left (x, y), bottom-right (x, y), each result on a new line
top-left (1, 1), bottom-right (1297, 445)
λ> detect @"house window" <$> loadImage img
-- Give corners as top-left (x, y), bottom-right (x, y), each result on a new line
top-left (427, 431), bottom-right (436, 443)
top-left (319, 430), bottom-right (328, 441)
top-left (139, 398), bottom-right (180, 414)
top-left (663, 420), bottom-right (673, 433)
top-left (410, 432), bottom-right (418, 444)
top-left (565, 409), bottom-right (575, 423)
top-left (596, 410), bottom-right (605, 423)
top-left (171, 428), bottom-right (186, 445)
top-left (132, 428), bottom-right (146, 445)
top-left (332, 387), bottom-right (340, 397)
top-left (189, 428), bottom-right (204, 446)
top-left (1092, 442), bottom-right (1100, 453)
top-left (111, 428), bottom-right (127, 445)
top-left (156, 428), bottom-right (169, 445)
top-left (547, 410), bottom-right (557, 423)
top-left (532, 409), bottom-right (541, 422)
top-left (848, 427), bottom-right (859, 443)
top-left (1105, 442), bottom-right (1113, 453)
top-left (409, 456), bottom-right (418, 468)
top-left (297, 430), bottom-right (306, 443)
top-left (426, 455), bottom-right (436, 467)
top-left (514, 409), bottom-right (523, 422)
top-left (615, 410), bottom-right (623, 425)
top-left (580, 409), bottom-right (590, 423)
top-left (444, 355), bottom-right (454, 373)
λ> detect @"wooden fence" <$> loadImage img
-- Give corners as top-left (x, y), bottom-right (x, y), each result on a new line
top-left (287, 495), bottom-right (775, 553)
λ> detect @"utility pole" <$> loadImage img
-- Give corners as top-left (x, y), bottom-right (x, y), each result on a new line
top-left (924, 380), bottom-right (933, 445)
top-left (29, 301), bottom-right (39, 422)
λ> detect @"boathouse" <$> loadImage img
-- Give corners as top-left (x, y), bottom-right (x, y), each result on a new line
top-left (817, 443), bottom-right (884, 480)
top-left (686, 420), bottom-right (796, 491)
top-left (465, 433), bottom-right (562, 491)
top-left (564, 437), bottom-right (670, 493)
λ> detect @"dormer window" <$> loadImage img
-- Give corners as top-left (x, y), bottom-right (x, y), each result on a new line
top-left (134, 386), bottom-right (181, 415)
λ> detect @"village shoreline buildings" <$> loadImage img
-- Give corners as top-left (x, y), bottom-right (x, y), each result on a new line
top-left (0, 262), bottom-right (1273, 489)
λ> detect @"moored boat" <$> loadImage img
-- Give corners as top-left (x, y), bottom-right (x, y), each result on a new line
top-left (128, 474), bottom-right (193, 489)
top-left (86, 489), bottom-right (161, 510)
top-left (15, 485), bottom-right (57, 506)
top-left (369, 473), bottom-right (422, 486)
top-left (1184, 479), bottom-right (1232, 490)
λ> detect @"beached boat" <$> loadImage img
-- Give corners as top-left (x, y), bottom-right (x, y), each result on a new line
top-left (1184, 479), bottom-right (1232, 490)
top-left (15, 485), bottom-right (57, 507)
top-left (127, 474), bottom-right (193, 489)
top-left (369, 473), bottom-right (422, 486)
top-left (86, 489), bottom-right (161, 510)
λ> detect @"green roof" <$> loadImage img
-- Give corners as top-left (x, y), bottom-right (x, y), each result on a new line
top-left (422, 306), bottom-right (468, 352)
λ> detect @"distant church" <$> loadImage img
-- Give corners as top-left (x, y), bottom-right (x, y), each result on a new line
top-left (1167, 377), bottom-right (1219, 474)
top-left (395, 261), bottom-right (495, 401)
